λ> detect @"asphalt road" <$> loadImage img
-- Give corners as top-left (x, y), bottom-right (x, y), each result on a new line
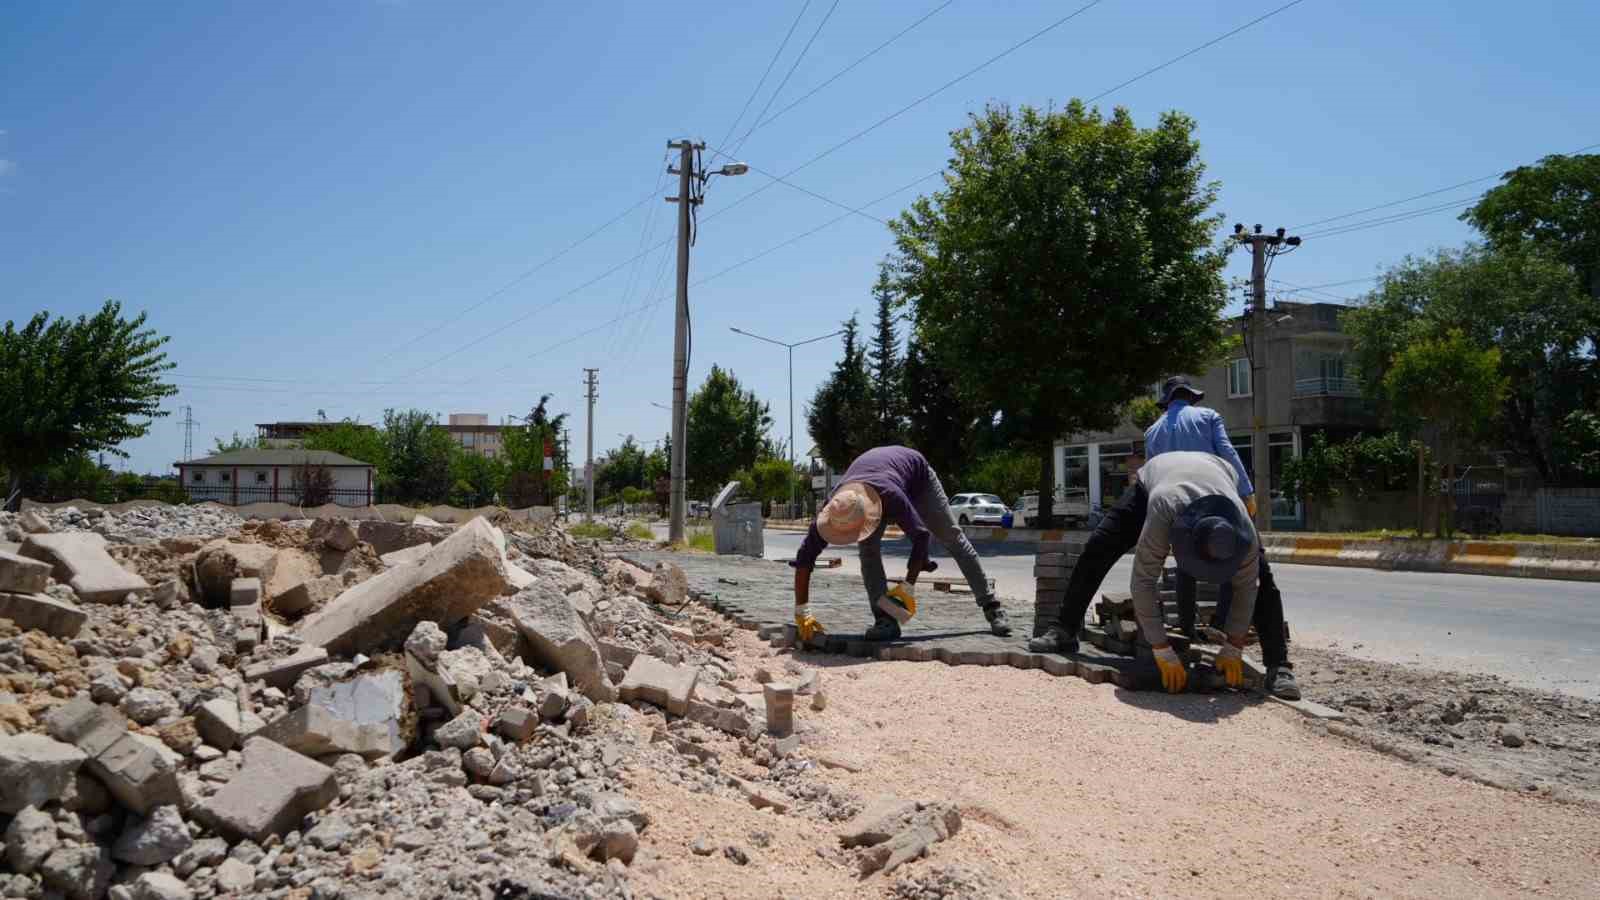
top-left (754, 529), bottom-right (1600, 700)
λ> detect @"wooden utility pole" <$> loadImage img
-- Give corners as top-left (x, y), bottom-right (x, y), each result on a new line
top-left (1233, 224), bottom-right (1301, 533)
top-left (583, 369), bottom-right (598, 522)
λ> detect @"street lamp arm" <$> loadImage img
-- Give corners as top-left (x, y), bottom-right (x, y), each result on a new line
top-left (728, 326), bottom-right (790, 349)
top-left (791, 329), bottom-right (846, 348)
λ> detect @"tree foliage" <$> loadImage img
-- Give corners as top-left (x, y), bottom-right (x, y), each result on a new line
top-left (1, 301), bottom-right (177, 505)
top-left (868, 266), bottom-right (906, 446)
top-left (291, 461), bottom-right (336, 507)
top-left (1382, 330), bottom-right (1507, 468)
top-left (303, 421), bottom-right (387, 469)
top-left (449, 452), bottom-right (507, 508)
top-left (1280, 431), bottom-right (1424, 502)
top-left (805, 316), bottom-right (876, 471)
top-left (1465, 152), bottom-right (1600, 304)
top-left (890, 101), bottom-right (1228, 523)
top-left (377, 409), bottom-right (456, 505)
top-left (686, 365), bottom-right (771, 497)
top-left (900, 336), bottom-right (981, 483)
top-left (502, 394), bottom-right (569, 506)
top-left (595, 437), bottom-right (648, 501)
top-left (962, 449), bottom-right (1038, 506)
top-left (212, 432), bottom-right (265, 454)
top-left (732, 457), bottom-right (806, 513)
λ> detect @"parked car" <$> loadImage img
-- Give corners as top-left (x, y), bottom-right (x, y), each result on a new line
top-left (949, 493), bottom-right (1009, 526)
top-left (1016, 488), bottom-right (1091, 527)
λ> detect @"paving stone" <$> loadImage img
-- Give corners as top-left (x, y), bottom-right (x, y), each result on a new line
top-left (0, 590), bottom-right (87, 639)
top-left (0, 548), bottom-right (52, 593)
top-left (763, 683), bottom-right (795, 738)
top-left (242, 647), bottom-right (330, 691)
top-left (21, 532), bottom-right (148, 603)
top-left (92, 731), bottom-right (185, 815)
top-left (298, 517), bottom-right (509, 656)
top-left (194, 696), bottom-right (261, 750)
top-left (510, 580), bottom-right (616, 703)
top-left (618, 655), bottom-right (699, 717)
top-left (194, 737), bottom-right (338, 843)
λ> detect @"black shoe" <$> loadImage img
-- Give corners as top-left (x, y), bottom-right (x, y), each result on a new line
top-left (982, 603), bottom-right (1013, 637)
top-left (1026, 625), bottom-right (1078, 654)
top-left (1266, 666), bottom-right (1301, 701)
top-left (864, 617), bottom-right (901, 641)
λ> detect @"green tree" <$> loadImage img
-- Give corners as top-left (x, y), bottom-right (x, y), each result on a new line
top-left (1383, 331), bottom-right (1507, 535)
top-left (1558, 410), bottom-right (1600, 481)
top-left (595, 437), bottom-right (648, 500)
top-left (869, 265), bottom-right (905, 446)
top-left (732, 457), bottom-right (806, 513)
top-left (290, 460), bottom-right (336, 507)
top-left (449, 450), bottom-right (507, 508)
top-left (303, 421), bottom-right (387, 468)
top-left (900, 336), bottom-right (982, 482)
top-left (805, 315), bottom-right (876, 470)
top-left (380, 409), bottom-right (455, 504)
top-left (962, 449), bottom-right (1038, 506)
top-left (502, 395), bottom-right (569, 507)
top-left (1, 301), bottom-right (177, 507)
top-left (1281, 431), bottom-right (1424, 502)
top-left (686, 365), bottom-right (771, 497)
top-left (1344, 244), bottom-right (1595, 482)
top-left (1465, 152), bottom-right (1600, 306)
top-left (891, 102), bottom-right (1228, 525)
top-left (211, 432), bottom-right (266, 454)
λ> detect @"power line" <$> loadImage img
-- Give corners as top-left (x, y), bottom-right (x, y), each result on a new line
top-left (1086, 0), bottom-right (1309, 103)
top-left (729, 0), bottom-right (844, 157)
top-left (717, 1), bottom-right (815, 154)
top-left (1301, 196), bottom-right (1481, 240)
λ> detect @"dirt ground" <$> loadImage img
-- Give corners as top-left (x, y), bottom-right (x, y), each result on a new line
top-left (624, 621), bottom-right (1600, 900)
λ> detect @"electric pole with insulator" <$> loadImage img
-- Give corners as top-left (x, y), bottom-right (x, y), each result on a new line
top-left (1232, 223), bottom-right (1301, 533)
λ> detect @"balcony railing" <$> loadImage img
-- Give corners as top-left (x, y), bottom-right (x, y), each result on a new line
top-left (1293, 376), bottom-right (1363, 398)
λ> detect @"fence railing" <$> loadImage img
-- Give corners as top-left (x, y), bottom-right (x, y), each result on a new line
top-left (32, 483), bottom-right (375, 508)
top-left (1292, 376), bottom-right (1363, 398)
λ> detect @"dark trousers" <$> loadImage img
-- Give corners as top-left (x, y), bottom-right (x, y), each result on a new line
top-left (1052, 482), bottom-right (1291, 669)
top-left (1175, 557), bottom-right (1291, 669)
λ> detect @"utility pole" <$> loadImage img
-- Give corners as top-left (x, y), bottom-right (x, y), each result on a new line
top-left (665, 139), bottom-right (749, 544)
top-left (179, 405), bottom-right (198, 461)
top-left (583, 369), bottom-right (598, 522)
top-left (1232, 223), bottom-right (1301, 533)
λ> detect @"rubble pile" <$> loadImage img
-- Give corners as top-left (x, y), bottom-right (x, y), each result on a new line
top-left (0, 504), bottom-right (868, 899)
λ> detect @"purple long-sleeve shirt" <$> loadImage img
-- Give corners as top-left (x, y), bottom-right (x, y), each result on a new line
top-left (793, 446), bottom-right (932, 571)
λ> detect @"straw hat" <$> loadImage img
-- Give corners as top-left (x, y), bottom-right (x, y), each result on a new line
top-left (816, 482), bottom-right (882, 545)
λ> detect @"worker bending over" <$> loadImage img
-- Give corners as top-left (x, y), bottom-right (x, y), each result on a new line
top-left (1131, 451), bottom-right (1259, 693)
top-left (791, 446), bottom-right (1012, 641)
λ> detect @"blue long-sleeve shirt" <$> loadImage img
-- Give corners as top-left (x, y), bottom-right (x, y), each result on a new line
top-left (792, 446), bottom-right (932, 571)
top-left (1143, 400), bottom-right (1255, 497)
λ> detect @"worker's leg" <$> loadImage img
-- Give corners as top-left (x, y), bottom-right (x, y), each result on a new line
top-left (1050, 483), bottom-right (1149, 636)
top-left (1253, 553), bottom-right (1290, 670)
top-left (1175, 570), bottom-right (1198, 638)
top-left (913, 469), bottom-right (995, 608)
top-left (857, 533), bottom-right (890, 621)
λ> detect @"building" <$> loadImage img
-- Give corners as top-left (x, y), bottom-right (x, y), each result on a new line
top-left (175, 449), bottom-right (376, 507)
top-left (255, 421), bottom-right (373, 448)
top-left (443, 414), bottom-right (508, 460)
top-left (1054, 301), bottom-right (1376, 530)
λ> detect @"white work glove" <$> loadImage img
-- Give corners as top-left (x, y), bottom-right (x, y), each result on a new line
top-left (1216, 643), bottom-right (1245, 688)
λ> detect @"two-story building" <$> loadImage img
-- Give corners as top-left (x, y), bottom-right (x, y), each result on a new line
top-left (1055, 301), bottom-right (1378, 530)
top-left (256, 413), bottom-right (511, 460)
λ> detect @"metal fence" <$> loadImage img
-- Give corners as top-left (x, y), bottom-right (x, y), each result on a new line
top-left (31, 482), bottom-right (375, 507)
top-left (1292, 376), bottom-right (1363, 398)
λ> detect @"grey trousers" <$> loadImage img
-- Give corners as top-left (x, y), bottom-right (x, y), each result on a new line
top-left (857, 468), bottom-right (997, 618)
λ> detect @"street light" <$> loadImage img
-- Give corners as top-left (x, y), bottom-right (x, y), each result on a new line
top-left (728, 325), bottom-right (846, 519)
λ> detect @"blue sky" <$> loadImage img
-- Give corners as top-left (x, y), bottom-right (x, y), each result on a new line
top-left (3, 0), bottom-right (1595, 476)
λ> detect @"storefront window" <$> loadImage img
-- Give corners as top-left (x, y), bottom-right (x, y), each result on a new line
top-left (1061, 446), bottom-right (1089, 496)
top-left (1098, 442), bottom-right (1137, 508)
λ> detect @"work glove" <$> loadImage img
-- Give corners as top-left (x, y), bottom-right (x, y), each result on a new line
top-left (794, 604), bottom-right (825, 643)
top-left (1216, 643), bottom-right (1245, 688)
top-left (1153, 645), bottom-right (1188, 694)
top-left (875, 582), bottom-right (919, 624)
top-left (1245, 495), bottom-right (1259, 518)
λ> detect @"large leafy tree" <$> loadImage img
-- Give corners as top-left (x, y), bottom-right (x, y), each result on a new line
top-left (1344, 244), bottom-right (1595, 482)
top-left (901, 336), bottom-right (981, 483)
top-left (1465, 152), bottom-right (1600, 308)
top-left (595, 436), bottom-right (648, 500)
top-left (891, 102), bottom-right (1228, 524)
top-left (503, 394), bottom-right (569, 506)
top-left (686, 365), bottom-right (771, 496)
top-left (1, 301), bottom-right (177, 507)
top-left (380, 409), bottom-right (456, 504)
top-left (805, 316), bottom-right (876, 470)
top-left (449, 451), bottom-right (507, 508)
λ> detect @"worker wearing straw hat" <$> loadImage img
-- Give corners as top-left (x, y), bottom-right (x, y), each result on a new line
top-left (791, 446), bottom-right (1012, 642)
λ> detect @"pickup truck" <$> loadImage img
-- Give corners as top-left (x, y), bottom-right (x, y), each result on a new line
top-left (1016, 488), bottom-right (1091, 528)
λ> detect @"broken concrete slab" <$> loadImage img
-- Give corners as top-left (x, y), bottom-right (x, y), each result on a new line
top-left (310, 518), bottom-right (359, 552)
top-left (840, 799), bottom-right (963, 878)
top-left (0, 733), bottom-right (88, 813)
top-left (194, 737), bottom-right (338, 843)
top-left (356, 520), bottom-right (440, 557)
top-left (259, 669), bottom-right (409, 760)
top-left (230, 577), bottom-right (265, 653)
top-left (412, 513), bottom-right (443, 527)
top-left (271, 573), bottom-right (344, 617)
top-left (19, 509), bottom-right (52, 534)
top-left (298, 517), bottom-right (509, 656)
top-left (510, 581), bottom-right (616, 703)
top-left (494, 707), bottom-right (538, 742)
top-left (618, 655), bottom-right (699, 717)
top-left (242, 647), bottom-right (331, 691)
top-left (20, 532), bottom-right (148, 603)
top-left (92, 731), bottom-right (185, 815)
top-left (505, 562), bottom-right (536, 593)
top-left (193, 540), bottom-right (279, 605)
top-left (0, 590), bottom-right (88, 639)
top-left (39, 843), bottom-right (115, 900)
top-left (686, 700), bottom-right (753, 737)
top-left (380, 543), bottom-right (434, 568)
top-left (733, 777), bottom-right (790, 813)
top-left (434, 710), bottom-right (484, 750)
top-left (194, 696), bottom-right (264, 751)
top-left (0, 548), bottom-right (52, 594)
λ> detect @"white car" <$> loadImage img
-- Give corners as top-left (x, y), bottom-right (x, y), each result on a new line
top-left (950, 493), bottom-right (1009, 526)
top-left (1016, 488), bottom-right (1091, 528)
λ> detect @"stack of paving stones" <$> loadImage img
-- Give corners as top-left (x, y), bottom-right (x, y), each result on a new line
top-left (1030, 538), bottom-right (1085, 638)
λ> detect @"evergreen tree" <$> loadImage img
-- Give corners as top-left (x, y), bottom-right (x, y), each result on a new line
top-left (869, 265), bottom-right (905, 446)
top-left (805, 315), bottom-right (875, 469)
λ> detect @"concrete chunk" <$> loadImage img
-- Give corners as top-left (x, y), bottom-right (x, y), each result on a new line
top-left (510, 582), bottom-right (617, 702)
top-left (194, 737), bottom-right (338, 843)
top-left (763, 683), bottom-right (795, 738)
top-left (311, 518), bottom-right (359, 552)
top-left (43, 696), bottom-right (128, 758)
top-left (113, 804), bottom-right (192, 865)
top-left (272, 573), bottom-right (343, 616)
top-left (259, 669), bottom-right (409, 760)
top-left (0, 733), bottom-right (88, 813)
top-left (686, 700), bottom-right (753, 737)
top-left (380, 543), bottom-right (434, 567)
top-left (298, 517), bottom-right (509, 655)
top-left (194, 696), bottom-right (262, 750)
top-left (19, 509), bottom-right (52, 534)
top-left (646, 561), bottom-right (688, 606)
top-left (40, 843), bottom-right (115, 900)
top-left (4, 804), bottom-right (58, 873)
top-left (0, 590), bottom-right (88, 638)
top-left (21, 532), bottom-right (148, 603)
top-left (242, 647), bottom-right (330, 691)
top-left (0, 549), bottom-right (52, 594)
top-left (618, 655), bottom-right (699, 717)
top-left (93, 731), bottom-right (184, 814)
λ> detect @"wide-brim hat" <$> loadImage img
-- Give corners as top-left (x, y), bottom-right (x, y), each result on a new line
top-left (816, 482), bottom-right (882, 545)
top-left (1171, 494), bottom-right (1253, 584)
top-left (1159, 376), bottom-right (1205, 409)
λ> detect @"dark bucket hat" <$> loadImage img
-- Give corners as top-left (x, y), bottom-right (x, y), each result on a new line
top-left (1171, 494), bottom-right (1254, 584)
top-left (1158, 376), bottom-right (1205, 409)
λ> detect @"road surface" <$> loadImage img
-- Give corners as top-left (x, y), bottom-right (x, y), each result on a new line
top-left (747, 529), bottom-right (1600, 700)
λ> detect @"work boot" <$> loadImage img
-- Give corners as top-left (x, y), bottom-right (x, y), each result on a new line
top-left (1265, 666), bottom-right (1301, 701)
top-left (1026, 624), bottom-right (1078, 655)
top-left (981, 602), bottom-right (1012, 637)
top-left (864, 617), bottom-right (902, 642)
